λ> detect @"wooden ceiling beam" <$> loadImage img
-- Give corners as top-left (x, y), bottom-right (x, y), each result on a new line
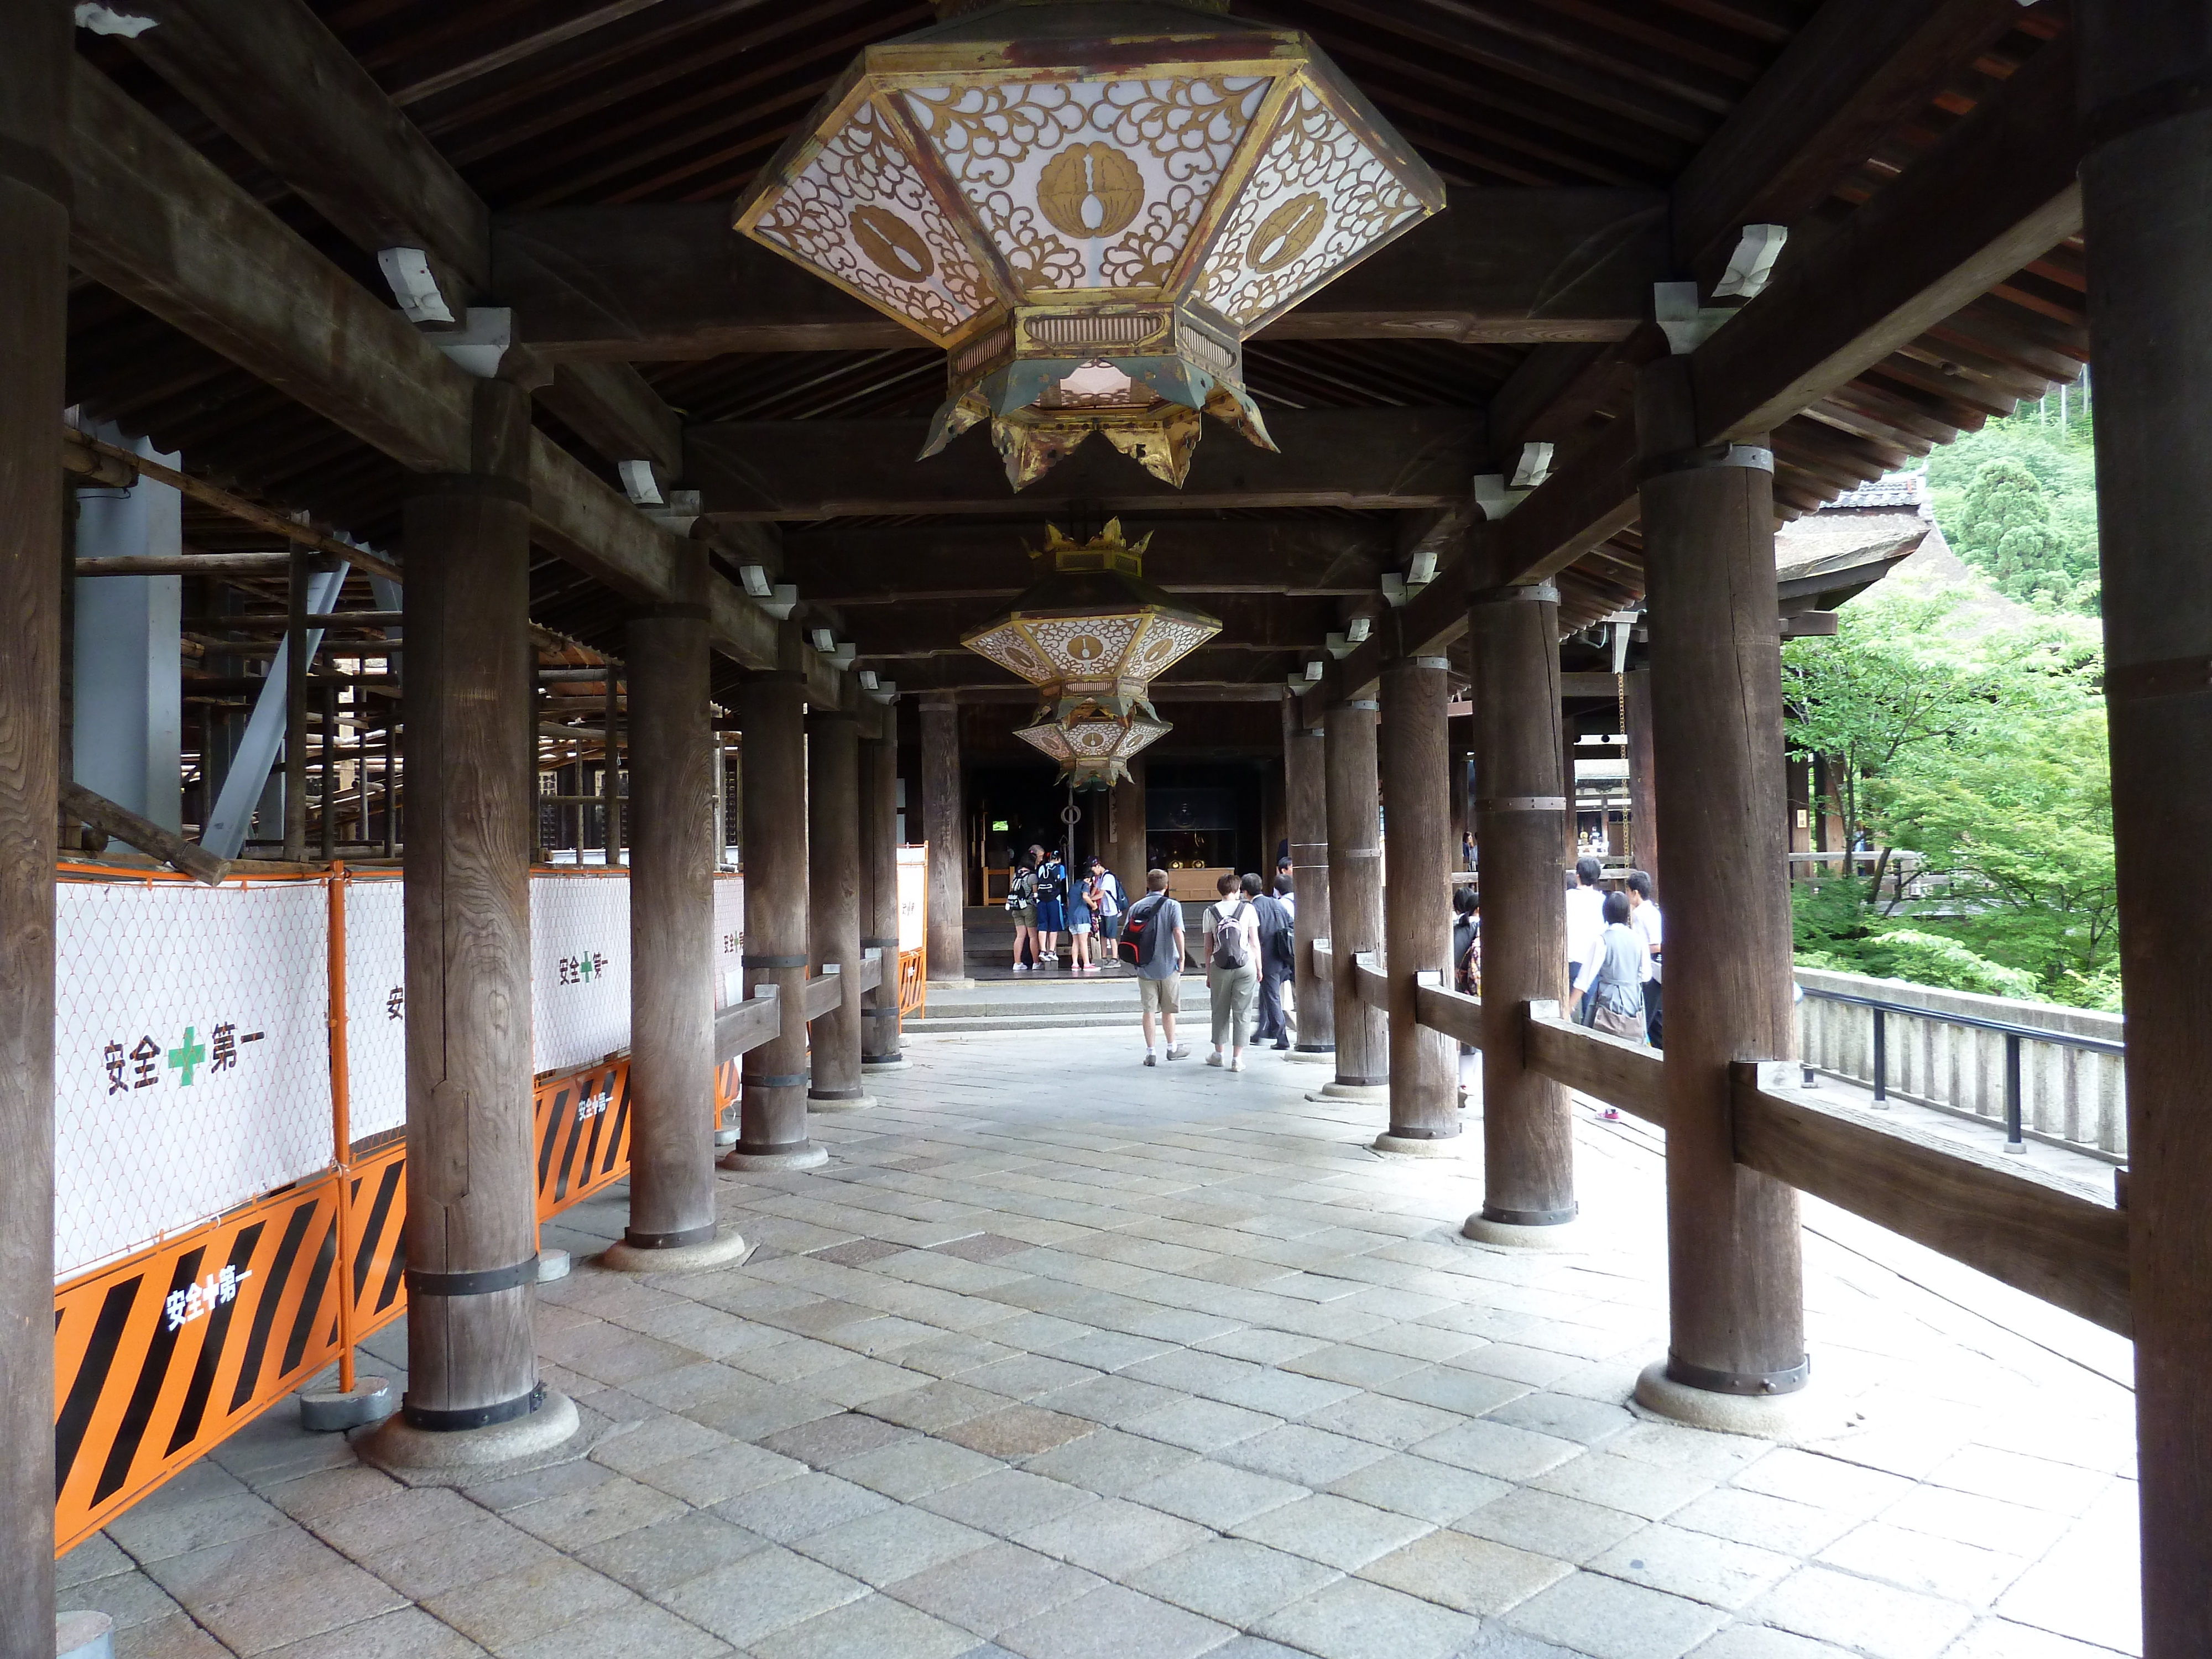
top-left (65, 60), bottom-right (812, 690)
top-left (687, 408), bottom-right (1489, 520)
top-left (493, 191), bottom-right (1666, 361)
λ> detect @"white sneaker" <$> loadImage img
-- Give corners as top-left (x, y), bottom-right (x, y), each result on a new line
top-left (1206, 1052), bottom-right (1223, 1067)
top-left (1229, 1053), bottom-right (1245, 1072)
top-left (1012, 962), bottom-right (1027, 972)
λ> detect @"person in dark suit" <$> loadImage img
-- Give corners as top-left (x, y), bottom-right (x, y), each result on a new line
top-left (1249, 871), bottom-right (1296, 1051)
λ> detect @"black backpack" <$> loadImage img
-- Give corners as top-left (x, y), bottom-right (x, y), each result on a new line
top-left (1122, 892), bottom-right (1168, 963)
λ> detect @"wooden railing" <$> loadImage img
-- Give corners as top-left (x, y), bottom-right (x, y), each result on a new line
top-left (1394, 980), bottom-right (2131, 1338)
top-left (713, 956), bottom-right (888, 1064)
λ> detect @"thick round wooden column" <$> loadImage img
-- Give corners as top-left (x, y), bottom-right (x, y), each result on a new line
top-left (1637, 357), bottom-right (1805, 1408)
top-left (1464, 580), bottom-right (1576, 1239)
top-left (808, 708), bottom-right (867, 1105)
top-left (1322, 698), bottom-right (1386, 1091)
top-left (1379, 657), bottom-right (1457, 1147)
top-left (394, 382), bottom-right (545, 1437)
top-left (1105, 756), bottom-right (1147, 905)
top-left (1286, 708), bottom-right (1333, 1056)
top-left (2077, 9), bottom-right (2212, 1642)
top-left (727, 671), bottom-right (818, 1164)
top-left (617, 584), bottom-right (727, 1260)
top-left (919, 696), bottom-right (966, 984)
top-left (0, 8), bottom-right (68, 1636)
top-left (1624, 667), bottom-right (1658, 876)
top-left (860, 706), bottom-right (905, 1069)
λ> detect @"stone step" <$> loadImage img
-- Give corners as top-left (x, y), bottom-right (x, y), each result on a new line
top-left (906, 1011), bottom-right (1151, 1033)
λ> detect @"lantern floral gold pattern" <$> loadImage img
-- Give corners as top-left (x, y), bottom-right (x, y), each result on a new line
top-left (1016, 698), bottom-right (1171, 787)
top-left (959, 520), bottom-right (1220, 717)
top-left (733, 0), bottom-right (1446, 490)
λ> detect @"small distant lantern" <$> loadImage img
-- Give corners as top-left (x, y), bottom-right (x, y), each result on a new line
top-left (1016, 698), bottom-right (1171, 788)
top-left (732, 0), bottom-right (1446, 490)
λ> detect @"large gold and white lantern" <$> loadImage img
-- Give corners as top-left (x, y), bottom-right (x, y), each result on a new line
top-left (1016, 698), bottom-right (1171, 787)
top-left (733, 0), bottom-right (1446, 489)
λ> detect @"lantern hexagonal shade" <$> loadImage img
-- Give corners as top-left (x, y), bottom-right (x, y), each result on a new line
top-left (1016, 698), bottom-right (1171, 787)
top-left (959, 520), bottom-right (1220, 714)
top-left (732, 0), bottom-right (1446, 491)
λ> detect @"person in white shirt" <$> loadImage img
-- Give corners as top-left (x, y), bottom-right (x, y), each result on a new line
top-left (1574, 890), bottom-right (1651, 1041)
top-left (1626, 868), bottom-right (1662, 1050)
top-left (1563, 856), bottom-right (1606, 1019)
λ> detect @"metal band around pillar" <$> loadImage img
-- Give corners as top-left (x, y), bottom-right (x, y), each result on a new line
top-left (1483, 1202), bottom-right (1578, 1227)
top-left (861, 936), bottom-right (899, 949)
top-left (1645, 444), bottom-right (1773, 479)
top-left (742, 953), bottom-right (807, 968)
top-left (1345, 699), bottom-right (1379, 711)
top-left (403, 1381), bottom-right (547, 1433)
top-left (405, 1256), bottom-right (539, 1297)
top-left (1477, 796), bottom-right (1567, 813)
top-left (623, 1222), bottom-right (719, 1250)
top-left (1469, 582), bottom-right (1559, 607)
top-left (747, 1071), bottom-right (810, 1089)
top-left (1665, 1352), bottom-right (1812, 1397)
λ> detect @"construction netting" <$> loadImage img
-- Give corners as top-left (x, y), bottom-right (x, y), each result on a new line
top-left (528, 872), bottom-right (633, 1074)
top-left (714, 872), bottom-right (745, 1010)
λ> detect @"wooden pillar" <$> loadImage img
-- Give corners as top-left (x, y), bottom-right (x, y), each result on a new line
top-left (1322, 697), bottom-right (1386, 1091)
top-left (1625, 667), bottom-right (1657, 877)
top-left (1260, 753), bottom-right (1287, 875)
top-left (1464, 577), bottom-right (1576, 1240)
top-left (1636, 357), bottom-right (1805, 1415)
top-left (860, 702), bottom-right (905, 1069)
top-left (389, 380), bottom-right (549, 1442)
top-left (919, 696), bottom-right (967, 984)
top-left (0, 5), bottom-right (67, 1635)
top-left (724, 671), bottom-right (821, 1166)
top-left (1378, 655), bottom-right (1456, 1147)
top-left (602, 669), bottom-right (621, 862)
top-left (1448, 728), bottom-right (1472, 859)
top-left (611, 561), bottom-right (739, 1267)
top-left (2076, 8), bottom-right (2212, 1642)
top-left (1104, 754), bottom-right (1146, 906)
top-left (807, 706), bottom-right (867, 1106)
top-left (1286, 706), bottom-right (1333, 1056)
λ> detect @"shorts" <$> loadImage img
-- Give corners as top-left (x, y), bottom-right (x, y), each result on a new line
top-left (1098, 914), bottom-right (1121, 940)
top-left (1137, 974), bottom-right (1182, 1015)
top-left (1037, 899), bottom-right (1066, 932)
top-left (1070, 920), bottom-right (1092, 935)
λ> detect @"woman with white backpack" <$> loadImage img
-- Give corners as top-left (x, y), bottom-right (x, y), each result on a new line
top-left (1202, 873), bottom-right (1263, 1071)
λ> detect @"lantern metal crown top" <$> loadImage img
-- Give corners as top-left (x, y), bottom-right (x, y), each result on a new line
top-left (959, 519), bottom-right (1221, 717)
top-left (733, 0), bottom-right (1446, 491)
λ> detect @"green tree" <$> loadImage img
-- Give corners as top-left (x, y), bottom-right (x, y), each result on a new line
top-left (1925, 404), bottom-right (2101, 613)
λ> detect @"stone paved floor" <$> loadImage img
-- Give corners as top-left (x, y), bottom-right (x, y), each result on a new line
top-left (66, 1027), bottom-right (2141, 1659)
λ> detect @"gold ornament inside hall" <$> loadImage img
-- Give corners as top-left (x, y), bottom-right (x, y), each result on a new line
top-left (1037, 144), bottom-right (1145, 239)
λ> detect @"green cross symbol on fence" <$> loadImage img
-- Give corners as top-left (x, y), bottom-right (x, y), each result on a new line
top-left (168, 1026), bottom-right (208, 1087)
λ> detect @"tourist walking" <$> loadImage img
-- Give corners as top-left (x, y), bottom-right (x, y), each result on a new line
top-left (1032, 845), bottom-right (1065, 964)
top-left (1203, 873), bottom-right (1262, 1070)
top-left (1250, 871), bottom-right (1295, 1051)
top-left (1005, 855), bottom-right (1039, 972)
top-left (1066, 862), bottom-right (1097, 972)
top-left (1564, 855), bottom-right (1605, 1022)
top-left (1626, 868), bottom-right (1663, 1049)
top-left (1088, 859), bottom-right (1125, 963)
top-left (1124, 869), bottom-right (1187, 1065)
top-left (1574, 890), bottom-right (1650, 1042)
top-left (1452, 885), bottom-right (1480, 1104)
top-left (1461, 829), bottom-right (1477, 872)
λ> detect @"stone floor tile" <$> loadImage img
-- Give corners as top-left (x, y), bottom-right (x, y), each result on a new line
top-left (1488, 1394), bottom-right (1638, 1448)
top-left (831, 1434), bottom-right (1005, 1501)
top-left (658, 1544), bottom-right (870, 1648)
top-left (999, 1582), bottom-right (1235, 1659)
top-left (1665, 1489), bottom-right (1856, 1559)
top-left (1938, 1618), bottom-right (2134, 1658)
top-left (1922, 1447), bottom-right (2114, 1516)
top-left (1746, 1565), bottom-right (1976, 1659)
top-left (144, 1528), bottom-right (408, 1655)
top-left (888, 1334), bottom-right (1027, 1380)
top-left (1201, 1641), bottom-right (1324, 1659)
top-left (758, 1409), bottom-right (917, 1467)
top-left (1684, 1627), bottom-right (1854, 1659)
top-left (1345, 1324), bottom-right (1486, 1364)
top-left (1299, 1391), bottom-right (1465, 1451)
top-left (1535, 1453), bottom-right (1716, 1523)
top-left (1014, 1498), bottom-right (1210, 1578)
top-left (67, 1570), bottom-right (186, 1632)
top-left (1128, 1536), bottom-right (1343, 1626)
top-left (1037, 1331), bottom-right (1178, 1373)
top-left (752, 1590), bottom-right (979, 1659)
top-left (59, 1531), bottom-right (136, 1589)
top-left (1456, 1490), bottom-right (1648, 1565)
top-left (1992, 1485), bottom-right (2141, 1656)
top-left (575, 1509), bottom-right (770, 1595)
top-left (1283, 1343), bottom-right (1430, 1388)
top-left (1871, 1484), bottom-right (2073, 1559)
top-left (1217, 1424), bottom-right (1396, 1486)
top-left (964, 1356), bottom-right (1109, 1401)
top-left (1201, 1329), bottom-right (1333, 1365)
top-left (458, 1461), bottom-right (619, 1516)
top-left (941, 1406), bottom-right (1098, 1458)
top-left (884, 1541), bottom-right (1104, 1637)
top-left (1031, 1374), bottom-right (1186, 1428)
top-left (1251, 1576), bottom-right (1482, 1659)
top-left (1232, 1492), bottom-right (1432, 1571)
top-left (1128, 1460), bottom-right (1308, 1530)
top-left (794, 1504), bottom-right (998, 1588)
top-left (502, 1601), bottom-right (734, 1659)
top-left (244, 1606), bottom-right (490, 1659)
top-left (1324, 1452), bottom-right (1511, 1525)
top-left (1449, 1345), bottom-right (1586, 1388)
top-left (863, 1380), bottom-right (1012, 1432)
top-left (1728, 1452), bottom-right (1914, 1521)
top-left (1358, 1528), bottom-right (1571, 1615)
top-left (113, 1611), bottom-right (234, 1659)
top-left (257, 1467), bottom-right (407, 1527)
top-left (105, 1490), bottom-right (292, 1565)
top-left (918, 1468), bottom-right (1102, 1536)
top-left (1504, 1570), bottom-right (1729, 1659)
top-left (1814, 1521), bottom-right (2030, 1608)
top-left (1019, 1426), bottom-right (1198, 1496)
top-left (1374, 1364), bottom-right (1535, 1423)
top-left (1211, 1366), bottom-right (1361, 1419)
top-left (806, 1357), bottom-right (940, 1408)
top-left (420, 1557), bottom-right (639, 1652)
top-left (1121, 1396), bottom-right (1285, 1452)
top-left (351, 1516), bottom-right (565, 1603)
top-left (503, 1474), bottom-right (691, 1551)
top-left (631, 1440), bottom-right (808, 1508)
top-left (712, 1471), bottom-right (894, 1544)
top-left (1604, 1425), bottom-right (1767, 1484)
top-left (1590, 1523), bottom-right (1798, 1611)
top-left (1412, 1420), bottom-right (1585, 1483)
top-left (589, 1413), bottom-right (734, 1478)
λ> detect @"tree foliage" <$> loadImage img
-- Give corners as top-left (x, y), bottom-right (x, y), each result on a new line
top-left (1927, 402), bottom-right (2101, 612)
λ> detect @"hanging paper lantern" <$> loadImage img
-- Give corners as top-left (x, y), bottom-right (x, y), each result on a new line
top-left (1016, 697), bottom-right (1171, 788)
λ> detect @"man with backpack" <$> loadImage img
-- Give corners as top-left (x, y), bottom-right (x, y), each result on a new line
top-left (1203, 873), bottom-right (1262, 1071)
top-left (1123, 868), bottom-right (1187, 1066)
top-left (1031, 845), bottom-right (1066, 964)
top-left (1249, 871), bottom-right (1295, 1052)
top-left (1087, 858), bottom-right (1125, 962)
